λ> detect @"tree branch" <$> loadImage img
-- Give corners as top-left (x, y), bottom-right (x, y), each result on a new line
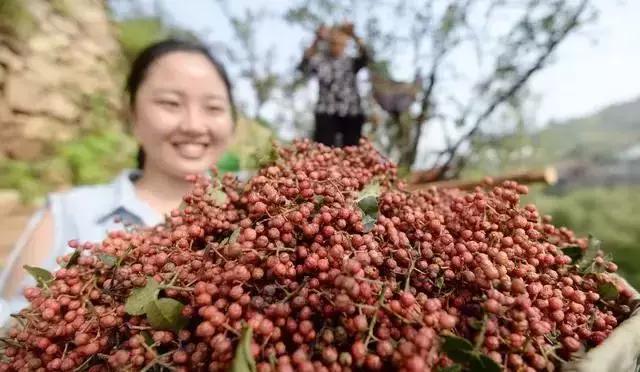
top-left (434, 0), bottom-right (589, 180)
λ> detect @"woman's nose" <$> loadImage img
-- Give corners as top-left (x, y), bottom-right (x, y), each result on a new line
top-left (179, 105), bottom-right (207, 134)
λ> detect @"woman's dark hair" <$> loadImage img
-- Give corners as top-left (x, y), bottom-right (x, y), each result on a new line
top-left (126, 39), bottom-right (236, 170)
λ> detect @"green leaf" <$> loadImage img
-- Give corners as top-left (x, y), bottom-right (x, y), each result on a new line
top-left (436, 364), bottom-right (463, 372)
top-left (358, 195), bottom-right (379, 216)
top-left (362, 214), bottom-right (377, 232)
top-left (357, 182), bottom-right (381, 213)
top-left (469, 354), bottom-right (502, 372)
top-left (217, 151), bottom-right (241, 173)
top-left (577, 235), bottom-right (604, 273)
top-left (209, 186), bottom-right (229, 206)
top-left (229, 228), bottom-right (241, 244)
top-left (313, 195), bottom-right (325, 211)
top-left (144, 298), bottom-right (188, 332)
top-left (582, 235), bottom-right (601, 262)
top-left (124, 277), bottom-right (160, 316)
top-left (440, 334), bottom-right (474, 363)
top-left (23, 266), bottom-right (53, 287)
top-left (598, 281), bottom-right (619, 301)
top-left (358, 182), bottom-right (381, 198)
top-left (141, 331), bottom-right (154, 346)
top-left (357, 182), bottom-right (380, 232)
top-left (256, 140), bottom-right (279, 168)
top-left (98, 254), bottom-right (118, 268)
top-left (64, 249), bottom-right (81, 268)
top-left (561, 245), bottom-right (583, 262)
top-left (230, 327), bottom-right (257, 372)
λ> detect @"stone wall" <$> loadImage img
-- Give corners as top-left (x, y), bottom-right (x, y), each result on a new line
top-left (0, 0), bottom-right (123, 161)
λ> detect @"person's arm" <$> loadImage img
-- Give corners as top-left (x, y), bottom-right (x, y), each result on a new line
top-left (352, 35), bottom-right (370, 71)
top-left (297, 26), bottom-right (328, 74)
top-left (0, 208), bottom-right (54, 299)
top-left (342, 22), bottom-right (370, 71)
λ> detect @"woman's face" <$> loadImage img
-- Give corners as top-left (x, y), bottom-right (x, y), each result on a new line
top-left (131, 51), bottom-right (234, 179)
top-left (329, 31), bottom-right (348, 58)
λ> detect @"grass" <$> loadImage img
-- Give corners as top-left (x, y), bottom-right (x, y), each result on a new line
top-left (526, 186), bottom-right (640, 288)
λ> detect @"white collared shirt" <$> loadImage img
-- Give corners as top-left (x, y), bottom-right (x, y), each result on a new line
top-left (0, 170), bottom-right (163, 325)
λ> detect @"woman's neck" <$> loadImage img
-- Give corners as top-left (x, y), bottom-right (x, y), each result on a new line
top-left (134, 166), bottom-right (193, 217)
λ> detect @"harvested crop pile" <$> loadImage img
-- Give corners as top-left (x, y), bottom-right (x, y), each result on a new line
top-left (0, 140), bottom-right (636, 372)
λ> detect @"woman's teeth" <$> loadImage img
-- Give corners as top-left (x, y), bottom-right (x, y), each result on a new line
top-left (173, 143), bottom-right (208, 158)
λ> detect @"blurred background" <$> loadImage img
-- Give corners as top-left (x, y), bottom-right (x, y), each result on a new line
top-left (0, 0), bottom-right (639, 286)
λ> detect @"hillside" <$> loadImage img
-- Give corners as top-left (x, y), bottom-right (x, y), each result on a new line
top-left (533, 96), bottom-right (640, 164)
top-left (464, 95), bottom-right (640, 182)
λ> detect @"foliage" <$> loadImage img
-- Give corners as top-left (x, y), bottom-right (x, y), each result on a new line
top-left (115, 16), bottom-right (200, 63)
top-left (226, 116), bottom-right (276, 170)
top-left (60, 129), bottom-right (137, 185)
top-left (0, 128), bottom-right (136, 203)
top-left (0, 0), bottom-right (37, 40)
top-left (526, 186), bottom-right (640, 289)
top-left (0, 90), bottom-right (136, 202)
top-left (116, 17), bottom-right (169, 62)
top-left (0, 160), bottom-right (48, 203)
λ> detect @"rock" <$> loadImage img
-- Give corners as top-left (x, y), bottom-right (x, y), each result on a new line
top-left (18, 115), bottom-right (75, 141)
top-left (0, 45), bottom-right (24, 71)
top-left (25, 55), bottom-right (65, 86)
top-left (48, 14), bottom-right (79, 36)
top-left (0, 189), bottom-right (21, 216)
top-left (4, 139), bottom-right (44, 161)
top-left (5, 72), bottom-right (78, 121)
top-left (22, 0), bottom-right (50, 23)
top-left (4, 72), bottom-right (45, 114)
top-left (0, 0), bottom-right (123, 165)
top-left (0, 100), bottom-right (10, 121)
top-left (41, 92), bottom-right (79, 121)
top-left (28, 33), bottom-right (71, 54)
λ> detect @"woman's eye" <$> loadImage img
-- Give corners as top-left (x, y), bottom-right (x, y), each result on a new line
top-left (158, 100), bottom-right (180, 108)
top-left (205, 105), bottom-right (224, 113)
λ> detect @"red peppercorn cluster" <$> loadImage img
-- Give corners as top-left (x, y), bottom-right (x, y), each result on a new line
top-left (0, 139), bottom-right (634, 372)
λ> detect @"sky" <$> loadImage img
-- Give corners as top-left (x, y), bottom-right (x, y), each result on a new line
top-left (114, 0), bottom-right (640, 122)
top-left (528, 0), bottom-right (640, 122)
top-left (112, 0), bottom-right (640, 162)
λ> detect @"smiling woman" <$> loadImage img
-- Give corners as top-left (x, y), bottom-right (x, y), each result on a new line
top-left (0, 39), bottom-right (237, 324)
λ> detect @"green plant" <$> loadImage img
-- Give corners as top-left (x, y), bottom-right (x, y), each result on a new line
top-left (58, 129), bottom-right (136, 185)
top-left (0, 0), bottom-right (37, 40)
top-left (116, 17), bottom-right (169, 62)
top-left (0, 160), bottom-right (46, 202)
top-left (115, 17), bottom-right (201, 63)
top-left (526, 186), bottom-right (640, 288)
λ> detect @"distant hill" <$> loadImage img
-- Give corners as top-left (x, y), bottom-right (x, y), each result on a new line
top-left (463, 96), bottom-right (640, 185)
top-left (533, 96), bottom-right (640, 164)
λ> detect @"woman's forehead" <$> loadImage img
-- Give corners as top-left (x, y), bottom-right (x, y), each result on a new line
top-left (144, 52), bottom-right (226, 88)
